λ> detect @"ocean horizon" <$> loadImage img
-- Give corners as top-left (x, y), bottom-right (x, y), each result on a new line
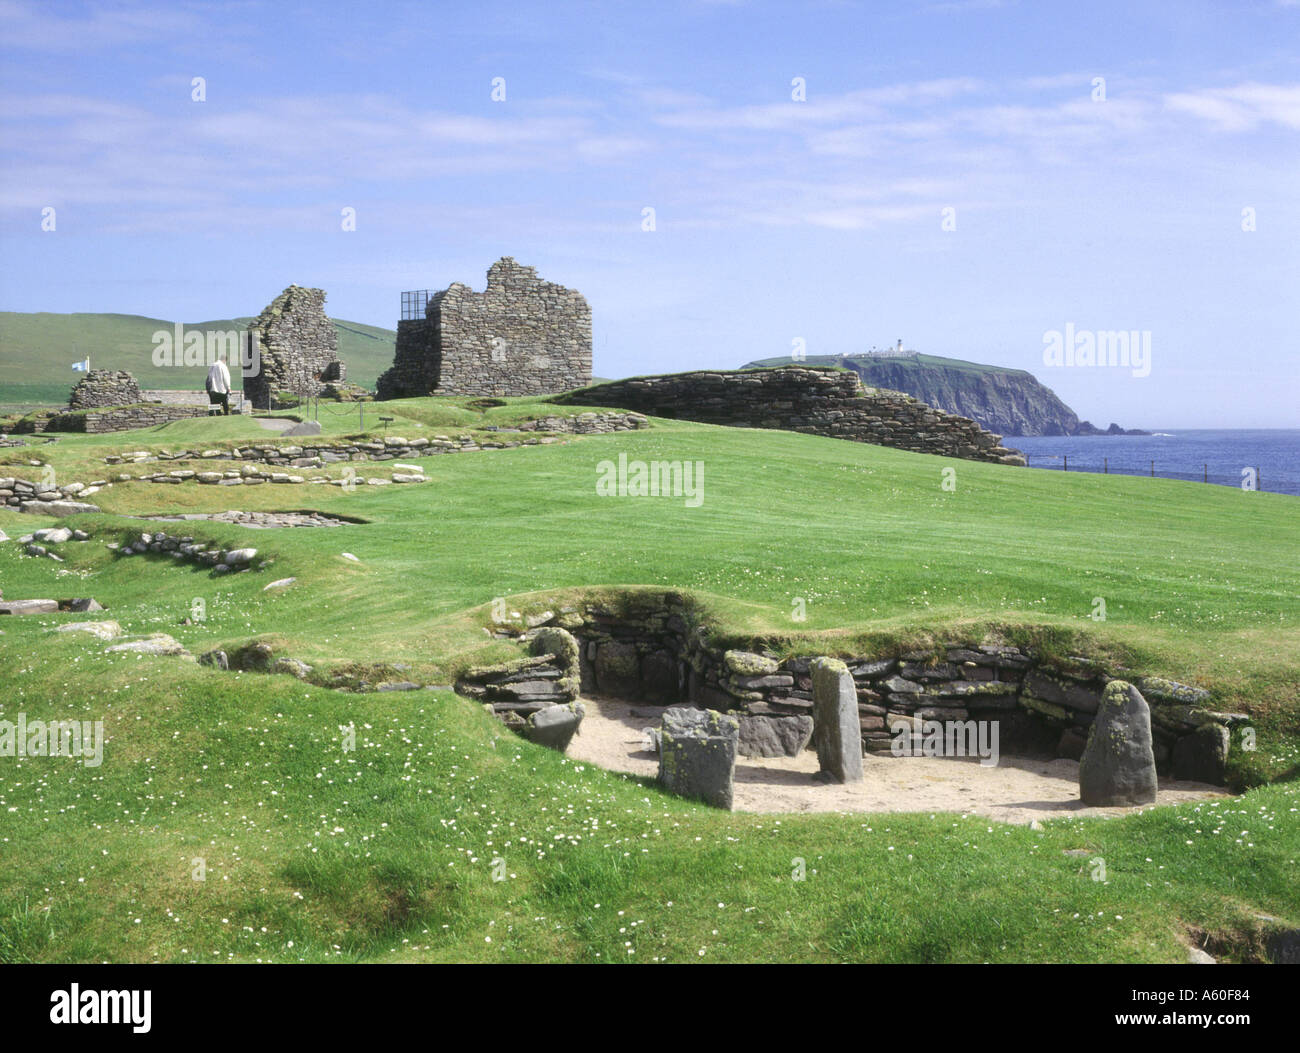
top-left (1009, 428), bottom-right (1300, 496)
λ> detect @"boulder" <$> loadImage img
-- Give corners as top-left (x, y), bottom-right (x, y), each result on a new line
top-left (0, 599), bottom-right (59, 616)
top-left (1078, 681), bottom-right (1158, 806)
top-left (1172, 723), bottom-right (1230, 785)
top-left (738, 714), bottom-right (813, 758)
top-left (1137, 676), bottom-right (1211, 705)
top-left (32, 527), bottom-right (73, 543)
top-left (68, 598), bottom-right (104, 612)
top-left (18, 500), bottom-right (100, 516)
top-left (54, 620), bottom-right (123, 640)
top-left (222, 548), bottom-right (257, 565)
top-left (723, 650), bottom-right (779, 676)
top-left (658, 706), bottom-right (739, 810)
top-left (1023, 670), bottom-right (1102, 713)
top-left (272, 657), bottom-right (313, 679)
top-left (811, 657), bottom-right (864, 783)
top-left (523, 702), bottom-right (586, 752)
top-left (105, 634), bottom-right (189, 656)
top-left (230, 641), bottom-right (275, 671)
top-left (199, 649), bottom-right (230, 670)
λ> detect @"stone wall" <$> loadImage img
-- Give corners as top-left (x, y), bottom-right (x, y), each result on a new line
top-left (98, 412), bottom-right (648, 476)
top-left (484, 592), bottom-right (1243, 784)
top-left (377, 258), bottom-right (592, 398)
top-left (145, 389), bottom-right (218, 407)
top-left (243, 286), bottom-right (343, 410)
top-left (68, 370), bottom-right (143, 410)
top-left (553, 366), bottom-right (1026, 466)
top-left (44, 404), bottom-right (209, 433)
top-left (1, 474), bottom-right (105, 513)
top-left (382, 319), bottom-right (437, 398)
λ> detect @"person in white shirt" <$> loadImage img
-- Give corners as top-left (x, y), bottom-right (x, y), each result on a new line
top-left (205, 354), bottom-right (232, 416)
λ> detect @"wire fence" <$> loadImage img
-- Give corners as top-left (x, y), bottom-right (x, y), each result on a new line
top-left (1023, 454), bottom-right (1266, 490)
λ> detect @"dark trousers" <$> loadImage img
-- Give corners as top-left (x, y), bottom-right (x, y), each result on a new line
top-left (207, 391), bottom-right (230, 415)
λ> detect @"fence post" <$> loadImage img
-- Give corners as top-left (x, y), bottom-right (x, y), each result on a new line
top-left (1150, 460), bottom-right (1154, 477)
top-left (1104, 457), bottom-right (1108, 474)
top-left (1063, 454), bottom-right (1068, 472)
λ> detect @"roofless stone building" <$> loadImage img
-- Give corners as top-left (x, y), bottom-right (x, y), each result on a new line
top-left (242, 285), bottom-right (346, 410)
top-left (377, 257), bottom-right (592, 399)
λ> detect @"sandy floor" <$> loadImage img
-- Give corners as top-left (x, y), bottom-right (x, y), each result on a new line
top-left (568, 696), bottom-right (1232, 824)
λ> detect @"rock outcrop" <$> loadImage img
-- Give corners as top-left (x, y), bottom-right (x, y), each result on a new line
top-left (554, 366), bottom-right (1025, 465)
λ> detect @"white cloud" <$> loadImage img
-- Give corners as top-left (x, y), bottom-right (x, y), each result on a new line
top-left (1164, 83), bottom-right (1300, 131)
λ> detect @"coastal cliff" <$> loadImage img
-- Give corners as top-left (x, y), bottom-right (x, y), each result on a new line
top-left (739, 353), bottom-right (1146, 437)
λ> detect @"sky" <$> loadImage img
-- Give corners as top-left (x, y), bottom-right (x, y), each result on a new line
top-left (1, 0), bottom-right (1298, 428)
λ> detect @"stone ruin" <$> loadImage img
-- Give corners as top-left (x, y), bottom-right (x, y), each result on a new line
top-left (68, 370), bottom-right (143, 410)
top-left (377, 257), bottom-right (592, 399)
top-left (242, 285), bottom-right (346, 410)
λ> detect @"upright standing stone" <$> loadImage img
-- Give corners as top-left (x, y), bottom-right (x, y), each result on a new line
top-left (1078, 680), bottom-right (1158, 806)
top-left (810, 657), bottom-right (863, 783)
top-left (658, 707), bottom-right (739, 810)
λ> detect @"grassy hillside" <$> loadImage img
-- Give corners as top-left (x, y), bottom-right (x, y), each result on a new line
top-left (1, 403), bottom-right (1297, 962)
top-left (0, 311), bottom-right (395, 407)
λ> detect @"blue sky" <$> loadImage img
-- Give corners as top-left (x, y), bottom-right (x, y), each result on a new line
top-left (2, 0), bottom-right (1297, 427)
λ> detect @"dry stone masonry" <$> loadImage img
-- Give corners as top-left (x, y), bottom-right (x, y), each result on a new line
top-left (41, 404), bottom-right (209, 433)
top-left (455, 627), bottom-right (586, 751)
top-left (243, 286), bottom-right (345, 410)
top-left (554, 366), bottom-right (1026, 466)
top-left (378, 258), bottom-right (592, 398)
top-left (95, 413), bottom-right (645, 488)
top-left (69, 370), bottom-right (143, 410)
top-left (115, 530), bottom-right (264, 576)
top-left (480, 592), bottom-right (1243, 786)
top-left (15, 370), bottom-right (208, 433)
top-left (1, 474), bottom-right (105, 514)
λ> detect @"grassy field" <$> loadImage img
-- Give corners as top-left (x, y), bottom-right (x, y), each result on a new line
top-left (1, 400), bottom-right (1297, 962)
top-left (0, 311), bottom-right (396, 407)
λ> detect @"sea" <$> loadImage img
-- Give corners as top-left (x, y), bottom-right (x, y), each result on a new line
top-left (1008, 429), bottom-right (1300, 497)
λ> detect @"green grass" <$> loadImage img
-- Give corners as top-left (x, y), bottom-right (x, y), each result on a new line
top-left (0, 311), bottom-right (395, 406)
top-left (1, 401), bottom-right (1297, 962)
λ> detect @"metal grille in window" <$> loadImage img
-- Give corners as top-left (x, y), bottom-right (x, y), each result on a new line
top-left (401, 290), bottom-right (433, 321)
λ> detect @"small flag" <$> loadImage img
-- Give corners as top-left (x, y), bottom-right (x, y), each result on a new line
top-left (71, 358), bottom-right (89, 371)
